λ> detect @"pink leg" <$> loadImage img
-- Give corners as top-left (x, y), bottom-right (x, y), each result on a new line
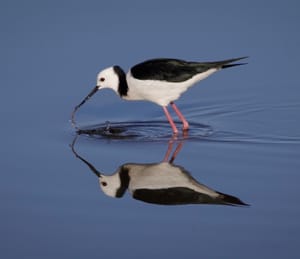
top-left (163, 106), bottom-right (178, 134)
top-left (170, 102), bottom-right (189, 130)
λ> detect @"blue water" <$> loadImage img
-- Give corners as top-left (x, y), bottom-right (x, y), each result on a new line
top-left (1, 1), bottom-right (300, 258)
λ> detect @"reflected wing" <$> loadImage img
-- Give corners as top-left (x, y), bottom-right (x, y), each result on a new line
top-left (133, 187), bottom-right (247, 206)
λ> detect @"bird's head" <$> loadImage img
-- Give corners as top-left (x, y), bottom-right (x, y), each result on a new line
top-left (71, 66), bottom-right (126, 126)
top-left (98, 166), bottom-right (130, 198)
top-left (99, 173), bottom-right (124, 198)
top-left (96, 66), bottom-right (120, 93)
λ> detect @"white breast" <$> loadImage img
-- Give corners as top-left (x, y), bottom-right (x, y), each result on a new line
top-left (125, 68), bottom-right (218, 106)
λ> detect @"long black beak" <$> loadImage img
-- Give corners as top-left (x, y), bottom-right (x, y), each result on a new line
top-left (71, 85), bottom-right (99, 128)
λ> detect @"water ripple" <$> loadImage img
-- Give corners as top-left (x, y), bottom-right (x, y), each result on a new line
top-left (204, 131), bottom-right (300, 145)
top-left (74, 120), bottom-right (300, 145)
top-left (76, 120), bottom-right (213, 141)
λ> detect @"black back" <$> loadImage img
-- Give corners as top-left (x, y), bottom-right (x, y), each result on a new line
top-left (130, 58), bottom-right (206, 82)
top-left (130, 57), bottom-right (247, 82)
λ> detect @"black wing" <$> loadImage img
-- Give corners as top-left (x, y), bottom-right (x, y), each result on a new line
top-left (133, 187), bottom-right (209, 205)
top-left (133, 187), bottom-right (248, 206)
top-left (130, 57), bottom-right (247, 82)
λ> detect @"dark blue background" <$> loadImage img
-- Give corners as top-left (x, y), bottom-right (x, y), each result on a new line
top-left (1, 1), bottom-right (299, 258)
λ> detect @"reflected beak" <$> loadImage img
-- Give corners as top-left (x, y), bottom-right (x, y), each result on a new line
top-left (71, 85), bottom-right (99, 127)
top-left (70, 134), bottom-right (102, 178)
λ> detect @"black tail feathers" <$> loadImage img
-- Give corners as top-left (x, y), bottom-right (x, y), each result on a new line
top-left (221, 56), bottom-right (248, 69)
top-left (217, 191), bottom-right (249, 206)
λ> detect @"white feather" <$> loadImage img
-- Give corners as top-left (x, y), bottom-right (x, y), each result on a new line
top-left (125, 68), bottom-right (218, 106)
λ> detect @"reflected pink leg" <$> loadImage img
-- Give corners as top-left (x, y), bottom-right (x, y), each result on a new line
top-left (170, 102), bottom-right (189, 130)
top-left (169, 142), bottom-right (184, 163)
top-left (163, 106), bottom-right (178, 134)
top-left (163, 141), bottom-right (173, 162)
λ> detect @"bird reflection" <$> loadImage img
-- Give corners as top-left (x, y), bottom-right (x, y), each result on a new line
top-left (71, 136), bottom-right (248, 206)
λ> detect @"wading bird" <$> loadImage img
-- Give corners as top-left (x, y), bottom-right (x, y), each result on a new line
top-left (72, 57), bottom-right (247, 133)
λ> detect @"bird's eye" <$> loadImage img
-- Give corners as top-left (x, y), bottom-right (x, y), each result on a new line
top-left (101, 181), bottom-right (107, 186)
top-left (100, 77), bottom-right (105, 82)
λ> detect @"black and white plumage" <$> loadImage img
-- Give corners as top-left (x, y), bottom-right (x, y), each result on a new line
top-left (99, 163), bottom-right (248, 206)
top-left (72, 57), bottom-right (247, 133)
top-left (71, 137), bottom-right (248, 206)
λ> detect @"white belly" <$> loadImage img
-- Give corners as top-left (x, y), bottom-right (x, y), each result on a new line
top-left (125, 68), bottom-right (218, 106)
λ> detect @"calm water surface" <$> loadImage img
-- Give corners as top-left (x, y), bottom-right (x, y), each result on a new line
top-left (1, 1), bottom-right (300, 259)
